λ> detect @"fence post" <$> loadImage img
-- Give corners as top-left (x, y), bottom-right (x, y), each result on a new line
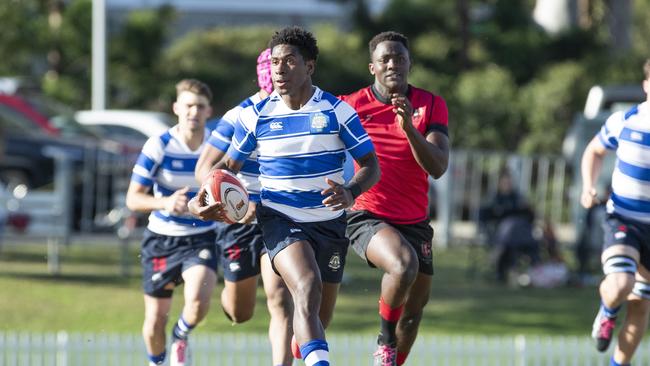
top-left (43, 148), bottom-right (73, 274)
top-left (515, 334), bottom-right (526, 366)
top-left (56, 331), bottom-right (68, 366)
top-left (435, 155), bottom-right (453, 248)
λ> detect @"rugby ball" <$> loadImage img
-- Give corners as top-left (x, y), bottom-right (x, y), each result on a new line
top-left (203, 169), bottom-right (249, 224)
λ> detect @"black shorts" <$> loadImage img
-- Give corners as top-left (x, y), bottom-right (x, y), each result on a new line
top-left (347, 210), bottom-right (434, 275)
top-left (214, 221), bottom-right (265, 282)
top-left (603, 213), bottom-right (650, 270)
top-left (256, 205), bottom-right (349, 283)
top-left (141, 229), bottom-right (218, 298)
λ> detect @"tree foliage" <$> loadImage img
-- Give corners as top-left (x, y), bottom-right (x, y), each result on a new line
top-left (3, 0), bottom-right (650, 154)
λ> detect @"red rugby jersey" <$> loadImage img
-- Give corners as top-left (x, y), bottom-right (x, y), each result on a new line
top-left (341, 85), bottom-right (448, 224)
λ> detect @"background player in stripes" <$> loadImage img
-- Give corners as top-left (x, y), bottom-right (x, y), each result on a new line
top-left (340, 31), bottom-right (450, 366)
top-left (126, 79), bottom-right (218, 366)
top-left (191, 26), bottom-right (380, 366)
top-left (194, 48), bottom-right (294, 366)
top-left (582, 59), bottom-right (650, 366)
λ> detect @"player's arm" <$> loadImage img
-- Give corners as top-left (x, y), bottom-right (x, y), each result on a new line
top-left (580, 136), bottom-right (608, 209)
top-left (125, 137), bottom-right (190, 215)
top-left (322, 151), bottom-right (379, 210)
top-left (196, 112), bottom-right (238, 182)
top-left (187, 154), bottom-right (243, 221)
top-left (348, 150), bottom-right (380, 193)
top-left (126, 181), bottom-right (189, 215)
top-left (195, 145), bottom-right (226, 183)
top-left (392, 94), bottom-right (449, 179)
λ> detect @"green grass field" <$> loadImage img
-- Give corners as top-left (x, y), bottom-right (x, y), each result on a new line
top-left (0, 238), bottom-right (598, 336)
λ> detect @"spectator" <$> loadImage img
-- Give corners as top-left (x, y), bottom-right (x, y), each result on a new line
top-left (479, 169), bottom-right (541, 283)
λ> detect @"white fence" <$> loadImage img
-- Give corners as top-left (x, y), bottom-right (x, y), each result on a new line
top-left (434, 150), bottom-right (572, 246)
top-left (1, 332), bottom-right (642, 366)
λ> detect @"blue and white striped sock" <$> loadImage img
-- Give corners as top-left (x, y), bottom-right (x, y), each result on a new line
top-left (147, 350), bottom-right (166, 365)
top-left (610, 355), bottom-right (630, 366)
top-left (172, 316), bottom-right (194, 340)
top-left (602, 302), bottom-right (621, 319)
top-left (299, 339), bottom-right (330, 366)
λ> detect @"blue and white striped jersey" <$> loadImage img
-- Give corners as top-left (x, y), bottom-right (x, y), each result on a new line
top-left (227, 86), bottom-right (375, 222)
top-left (207, 93), bottom-right (262, 202)
top-left (131, 127), bottom-right (217, 236)
top-left (598, 101), bottom-right (650, 222)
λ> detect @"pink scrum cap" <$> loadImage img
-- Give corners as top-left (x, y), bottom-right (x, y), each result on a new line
top-left (256, 48), bottom-right (273, 93)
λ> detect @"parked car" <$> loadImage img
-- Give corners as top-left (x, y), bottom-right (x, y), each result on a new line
top-left (74, 109), bottom-right (175, 143)
top-left (0, 94), bottom-right (58, 136)
top-left (0, 96), bottom-right (131, 232)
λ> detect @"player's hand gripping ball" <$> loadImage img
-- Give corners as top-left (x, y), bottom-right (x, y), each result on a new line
top-left (203, 169), bottom-right (249, 224)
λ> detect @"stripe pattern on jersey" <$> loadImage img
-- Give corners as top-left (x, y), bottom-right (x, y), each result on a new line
top-left (227, 87), bottom-right (374, 222)
top-left (598, 102), bottom-right (650, 222)
top-left (131, 127), bottom-right (216, 236)
top-left (207, 94), bottom-right (262, 202)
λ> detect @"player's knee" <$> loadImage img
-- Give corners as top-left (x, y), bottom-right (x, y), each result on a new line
top-left (604, 272), bottom-right (636, 295)
top-left (292, 276), bottom-right (322, 314)
top-left (142, 315), bottom-right (166, 337)
top-left (266, 290), bottom-right (292, 317)
top-left (227, 306), bottom-right (254, 324)
top-left (184, 299), bottom-right (211, 322)
top-left (399, 311), bottom-right (423, 333)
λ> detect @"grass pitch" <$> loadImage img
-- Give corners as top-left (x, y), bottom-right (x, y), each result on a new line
top-left (0, 237), bottom-right (597, 336)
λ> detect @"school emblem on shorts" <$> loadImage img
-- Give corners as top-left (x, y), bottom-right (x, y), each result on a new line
top-left (421, 241), bottom-right (432, 258)
top-left (198, 249), bottom-right (212, 260)
top-left (328, 253), bottom-right (341, 271)
top-left (310, 113), bottom-right (329, 133)
top-left (151, 272), bottom-right (163, 282)
top-left (229, 262), bottom-right (241, 273)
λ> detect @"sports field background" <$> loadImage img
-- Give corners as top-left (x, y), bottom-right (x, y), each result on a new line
top-left (0, 238), bottom-right (596, 336)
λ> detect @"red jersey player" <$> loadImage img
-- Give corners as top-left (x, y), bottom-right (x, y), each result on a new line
top-left (340, 31), bottom-right (450, 366)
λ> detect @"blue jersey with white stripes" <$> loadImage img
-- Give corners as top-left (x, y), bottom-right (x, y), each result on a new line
top-left (227, 86), bottom-right (375, 222)
top-left (131, 127), bottom-right (217, 236)
top-left (598, 101), bottom-right (650, 222)
top-left (207, 93), bottom-right (262, 202)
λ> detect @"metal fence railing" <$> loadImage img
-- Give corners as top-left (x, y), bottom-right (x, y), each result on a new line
top-left (434, 150), bottom-right (572, 247)
top-left (2, 148), bottom-right (574, 248)
top-left (0, 331), bottom-right (635, 366)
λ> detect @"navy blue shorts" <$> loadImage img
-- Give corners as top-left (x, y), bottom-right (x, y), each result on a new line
top-left (346, 210), bottom-right (434, 275)
top-left (256, 205), bottom-right (349, 283)
top-left (603, 213), bottom-right (650, 270)
top-left (141, 229), bottom-right (218, 298)
top-left (214, 221), bottom-right (265, 282)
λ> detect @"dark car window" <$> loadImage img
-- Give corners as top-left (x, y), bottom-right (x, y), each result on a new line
top-left (0, 104), bottom-right (40, 134)
top-left (92, 124), bottom-right (149, 141)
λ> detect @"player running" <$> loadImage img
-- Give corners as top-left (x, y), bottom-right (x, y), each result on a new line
top-left (194, 48), bottom-right (294, 366)
top-left (340, 31), bottom-right (450, 366)
top-left (126, 79), bottom-right (218, 366)
top-left (190, 26), bottom-right (380, 366)
top-left (582, 59), bottom-right (650, 366)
